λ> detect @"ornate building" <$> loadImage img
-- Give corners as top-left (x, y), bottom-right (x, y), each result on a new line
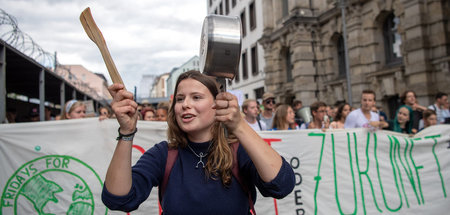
top-left (259, 0), bottom-right (450, 117)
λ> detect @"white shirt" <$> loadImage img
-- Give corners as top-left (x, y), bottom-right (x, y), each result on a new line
top-left (246, 119), bottom-right (267, 131)
top-left (344, 108), bottom-right (380, 129)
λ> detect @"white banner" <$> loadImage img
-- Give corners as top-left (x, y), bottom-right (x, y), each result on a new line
top-left (1, 118), bottom-right (449, 214)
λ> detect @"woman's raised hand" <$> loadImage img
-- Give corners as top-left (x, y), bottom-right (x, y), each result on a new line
top-left (214, 92), bottom-right (243, 133)
top-left (108, 84), bottom-right (138, 134)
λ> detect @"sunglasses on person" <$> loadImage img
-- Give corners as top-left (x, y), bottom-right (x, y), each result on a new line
top-left (265, 99), bottom-right (276, 104)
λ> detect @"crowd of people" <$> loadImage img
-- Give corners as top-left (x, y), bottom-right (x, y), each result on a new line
top-left (242, 90), bottom-right (449, 134)
top-left (4, 90), bottom-right (450, 136)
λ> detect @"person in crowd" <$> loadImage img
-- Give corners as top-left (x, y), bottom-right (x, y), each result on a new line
top-left (28, 107), bottom-right (40, 122)
top-left (292, 100), bottom-right (304, 127)
top-left (156, 101), bottom-right (169, 121)
top-left (400, 90), bottom-right (427, 132)
top-left (5, 107), bottom-right (17, 123)
top-left (141, 107), bottom-right (157, 121)
top-left (344, 90), bottom-right (387, 129)
top-left (326, 105), bottom-right (336, 123)
top-left (420, 109), bottom-right (437, 131)
top-left (61, 100), bottom-right (86, 120)
top-left (271, 104), bottom-right (297, 130)
top-left (45, 107), bottom-right (55, 121)
top-left (102, 70), bottom-right (295, 214)
top-left (242, 99), bottom-right (266, 131)
top-left (259, 92), bottom-right (276, 130)
top-left (329, 103), bottom-right (351, 129)
top-left (99, 106), bottom-right (112, 121)
top-left (384, 105), bottom-right (413, 134)
top-left (428, 92), bottom-right (450, 124)
top-left (301, 101), bottom-right (329, 129)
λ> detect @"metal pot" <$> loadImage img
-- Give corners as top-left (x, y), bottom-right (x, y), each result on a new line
top-left (199, 14), bottom-right (242, 80)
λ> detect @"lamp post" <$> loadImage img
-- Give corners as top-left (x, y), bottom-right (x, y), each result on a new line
top-left (340, 0), bottom-right (353, 106)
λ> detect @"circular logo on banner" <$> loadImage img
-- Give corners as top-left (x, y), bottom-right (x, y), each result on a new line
top-left (1, 155), bottom-right (107, 215)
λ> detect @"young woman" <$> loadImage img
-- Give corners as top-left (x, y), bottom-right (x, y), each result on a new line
top-left (385, 105), bottom-right (413, 134)
top-left (420, 109), bottom-right (437, 131)
top-left (99, 106), bottom-right (112, 121)
top-left (271, 104), bottom-right (297, 130)
top-left (61, 100), bottom-right (86, 119)
top-left (329, 103), bottom-right (351, 129)
top-left (102, 71), bottom-right (295, 214)
top-left (141, 107), bottom-right (157, 121)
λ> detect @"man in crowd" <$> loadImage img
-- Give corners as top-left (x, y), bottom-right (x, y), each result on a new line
top-left (260, 92), bottom-right (276, 130)
top-left (242, 99), bottom-right (266, 131)
top-left (428, 92), bottom-right (450, 124)
top-left (344, 89), bottom-right (387, 129)
top-left (292, 100), bottom-right (303, 127)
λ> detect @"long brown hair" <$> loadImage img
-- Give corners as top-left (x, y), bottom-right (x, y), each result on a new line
top-left (272, 104), bottom-right (291, 130)
top-left (167, 70), bottom-right (233, 185)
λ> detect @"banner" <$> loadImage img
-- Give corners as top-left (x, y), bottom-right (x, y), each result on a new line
top-left (1, 118), bottom-right (449, 214)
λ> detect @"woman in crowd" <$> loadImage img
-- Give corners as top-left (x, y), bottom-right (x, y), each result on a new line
top-left (385, 105), bottom-right (413, 134)
top-left (329, 103), bottom-right (351, 129)
top-left (102, 70), bottom-right (295, 214)
top-left (99, 106), bottom-right (112, 121)
top-left (141, 107), bottom-right (157, 121)
top-left (61, 100), bottom-right (86, 120)
top-left (400, 90), bottom-right (427, 133)
top-left (420, 109), bottom-right (437, 131)
top-left (271, 104), bottom-right (297, 130)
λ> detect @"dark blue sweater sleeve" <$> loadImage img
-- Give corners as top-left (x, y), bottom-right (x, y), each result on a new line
top-left (102, 141), bottom-right (168, 212)
top-left (237, 144), bottom-right (295, 199)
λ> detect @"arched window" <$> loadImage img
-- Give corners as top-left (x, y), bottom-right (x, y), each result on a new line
top-left (337, 35), bottom-right (346, 78)
top-left (383, 13), bottom-right (402, 65)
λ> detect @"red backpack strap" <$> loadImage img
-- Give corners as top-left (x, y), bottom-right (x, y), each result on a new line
top-left (159, 147), bottom-right (178, 202)
top-left (231, 142), bottom-right (256, 215)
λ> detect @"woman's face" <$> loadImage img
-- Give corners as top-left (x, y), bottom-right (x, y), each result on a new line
top-left (174, 78), bottom-right (216, 141)
top-left (342, 104), bottom-right (351, 118)
top-left (286, 106), bottom-right (295, 124)
top-left (144, 111), bottom-right (156, 121)
top-left (425, 114), bottom-right (437, 127)
top-left (397, 107), bottom-right (410, 124)
top-left (405, 92), bottom-right (416, 105)
top-left (68, 105), bottom-right (86, 119)
top-left (100, 108), bottom-right (109, 117)
top-left (156, 109), bottom-right (168, 121)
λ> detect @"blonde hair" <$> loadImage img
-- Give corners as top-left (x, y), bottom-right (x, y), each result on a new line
top-left (61, 100), bottom-right (85, 119)
top-left (167, 70), bottom-right (234, 186)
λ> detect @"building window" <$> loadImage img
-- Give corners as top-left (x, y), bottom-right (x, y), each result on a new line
top-left (242, 50), bottom-right (248, 80)
top-left (251, 45), bottom-right (258, 76)
top-left (254, 87), bottom-right (264, 100)
top-left (284, 48), bottom-right (293, 82)
top-left (232, 0), bottom-right (236, 8)
top-left (249, 1), bottom-right (256, 30)
top-left (219, 2), bottom-right (223, 15)
top-left (240, 10), bottom-right (247, 37)
top-left (225, 0), bottom-right (230, 15)
top-left (241, 8), bottom-right (247, 37)
top-left (383, 13), bottom-right (402, 65)
top-left (337, 35), bottom-right (346, 78)
top-left (209, 0), bottom-right (213, 7)
top-left (282, 0), bottom-right (289, 17)
top-left (215, 8), bottom-right (218, 15)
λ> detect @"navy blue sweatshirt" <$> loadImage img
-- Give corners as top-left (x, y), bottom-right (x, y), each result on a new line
top-left (102, 140), bottom-right (295, 214)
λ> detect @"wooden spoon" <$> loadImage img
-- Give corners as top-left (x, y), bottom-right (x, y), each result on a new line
top-left (80, 7), bottom-right (125, 88)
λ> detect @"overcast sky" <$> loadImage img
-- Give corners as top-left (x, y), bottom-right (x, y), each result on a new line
top-left (1, 0), bottom-right (207, 96)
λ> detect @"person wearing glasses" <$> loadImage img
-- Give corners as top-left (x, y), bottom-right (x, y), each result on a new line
top-left (259, 92), bottom-right (276, 130)
top-left (300, 101), bottom-right (329, 129)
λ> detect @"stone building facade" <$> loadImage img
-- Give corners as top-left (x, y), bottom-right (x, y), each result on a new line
top-left (259, 0), bottom-right (450, 117)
